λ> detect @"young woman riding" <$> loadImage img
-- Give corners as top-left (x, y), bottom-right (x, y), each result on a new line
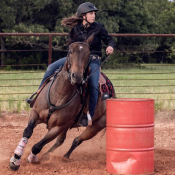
top-left (26, 2), bottom-right (116, 126)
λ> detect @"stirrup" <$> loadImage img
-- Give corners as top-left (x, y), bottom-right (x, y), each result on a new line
top-left (25, 92), bottom-right (37, 104)
top-left (25, 99), bottom-right (33, 104)
top-left (79, 113), bottom-right (92, 127)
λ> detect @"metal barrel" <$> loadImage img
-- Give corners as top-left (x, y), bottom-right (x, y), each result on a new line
top-left (106, 98), bottom-right (154, 174)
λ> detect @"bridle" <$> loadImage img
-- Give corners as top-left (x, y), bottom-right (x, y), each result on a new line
top-left (66, 42), bottom-right (91, 82)
top-left (46, 42), bottom-right (91, 123)
top-left (46, 41), bottom-right (111, 123)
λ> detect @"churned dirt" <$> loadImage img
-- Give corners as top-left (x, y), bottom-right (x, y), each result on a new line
top-left (0, 110), bottom-right (175, 175)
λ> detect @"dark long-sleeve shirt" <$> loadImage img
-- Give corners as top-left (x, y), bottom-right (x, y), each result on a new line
top-left (68, 22), bottom-right (116, 57)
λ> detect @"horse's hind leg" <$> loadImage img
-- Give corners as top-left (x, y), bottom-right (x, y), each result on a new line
top-left (9, 109), bottom-right (39, 171)
top-left (63, 113), bottom-right (106, 160)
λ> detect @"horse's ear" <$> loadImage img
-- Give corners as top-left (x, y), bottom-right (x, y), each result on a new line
top-left (86, 33), bottom-right (94, 45)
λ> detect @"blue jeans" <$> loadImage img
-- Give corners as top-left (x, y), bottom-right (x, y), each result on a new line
top-left (88, 59), bottom-right (100, 118)
top-left (39, 57), bottom-right (100, 119)
top-left (39, 57), bottom-right (67, 88)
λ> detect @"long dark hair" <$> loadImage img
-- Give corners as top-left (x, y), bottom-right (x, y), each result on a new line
top-left (61, 13), bottom-right (83, 28)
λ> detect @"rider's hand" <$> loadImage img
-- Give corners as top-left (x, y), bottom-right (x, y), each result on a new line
top-left (106, 46), bottom-right (114, 55)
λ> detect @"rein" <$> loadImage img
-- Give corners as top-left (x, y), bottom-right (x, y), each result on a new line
top-left (68, 42), bottom-right (111, 85)
top-left (67, 42), bottom-right (90, 78)
top-left (46, 66), bottom-right (81, 123)
top-left (46, 42), bottom-right (90, 123)
top-left (82, 54), bottom-right (111, 84)
top-left (46, 41), bottom-right (111, 124)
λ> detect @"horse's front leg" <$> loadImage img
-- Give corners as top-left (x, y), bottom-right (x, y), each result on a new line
top-left (43, 129), bottom-right (68, 157)
top-left (63, 113), bottom-right (106, 160)
top-left (27, 125), bottom-right (65, 164)
top-left (9, 109), bottom-right (39, 171)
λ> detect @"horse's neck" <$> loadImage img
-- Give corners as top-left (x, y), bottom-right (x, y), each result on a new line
top-left (53, 66), bottom-right (77, 96)
top-left (47, 66), bottom-right (81, 110)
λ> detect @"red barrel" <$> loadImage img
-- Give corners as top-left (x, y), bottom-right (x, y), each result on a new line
top-left (106, 98), bottom-right (154, 175)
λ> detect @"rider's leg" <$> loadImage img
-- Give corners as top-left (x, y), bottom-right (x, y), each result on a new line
top-left (26, 57), bottom-right (66, 103)
top-left (88, 59), bottom-right (100, 118)
top-left (79, 59), bottom-right (100, 126)
top-left (38, 57), bottom-right (67, 89)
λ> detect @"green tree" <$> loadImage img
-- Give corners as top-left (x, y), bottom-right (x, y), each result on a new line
top-left (1, 0), bottom-right (175, 66)
top-left (145, 0), bottom-right (175, 63)
top-left (0, 0), bottom-right (53, 67)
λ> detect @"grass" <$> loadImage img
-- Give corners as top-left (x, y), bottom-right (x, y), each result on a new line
top-left (1, 64), bottom-right (175, 111)
top-left (0, 70), bottom-right (44, 112)
top-left (103, 64), bottom-right (175, 110)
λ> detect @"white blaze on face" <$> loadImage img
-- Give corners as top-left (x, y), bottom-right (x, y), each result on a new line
top-left (79, 45), bottom-right (83, 51)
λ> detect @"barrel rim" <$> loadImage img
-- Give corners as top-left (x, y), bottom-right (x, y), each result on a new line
top-left (106, 98), bottom-right (154, 102)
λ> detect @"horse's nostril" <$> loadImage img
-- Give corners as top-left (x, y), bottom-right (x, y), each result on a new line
top-left (71, 72), bottom-right (82, 84)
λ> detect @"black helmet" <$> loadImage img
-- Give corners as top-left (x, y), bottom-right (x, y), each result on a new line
top-left (77, 2), bottom-right (99, 17)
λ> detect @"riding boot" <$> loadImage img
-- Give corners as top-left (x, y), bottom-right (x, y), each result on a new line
top-left (79, 112), bottom-right (92, 127)
top-left (25, 92), bottom-right (37, 104)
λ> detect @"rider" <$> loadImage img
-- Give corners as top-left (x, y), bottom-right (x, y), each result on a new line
top-left (26, 2), bottom-right (116, 126)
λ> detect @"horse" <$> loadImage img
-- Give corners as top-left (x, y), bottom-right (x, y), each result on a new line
top-left (9, 34), bottom-right (115, 171)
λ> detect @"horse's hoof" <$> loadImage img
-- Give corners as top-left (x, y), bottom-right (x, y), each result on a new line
top-left (9, 156), bottom-right (21, 171)
top-left (9, 162), bottom-right (20, 171)
top-left (28, 152), bottom-right (40, 164)
top-left (62, 156), bottom-right (70, 162)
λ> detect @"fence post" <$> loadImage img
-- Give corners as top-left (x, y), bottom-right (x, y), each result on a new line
top-left (0, 36), bottom-right (5, 69)
top-left (48, 35), bottom-right (52, 65)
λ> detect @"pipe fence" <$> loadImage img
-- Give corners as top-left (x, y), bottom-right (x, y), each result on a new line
top-left (1, 33), bottom-right (175, 110)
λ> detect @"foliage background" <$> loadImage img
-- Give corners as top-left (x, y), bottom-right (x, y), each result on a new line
top-left (1, 0), bottom-right (175, 68)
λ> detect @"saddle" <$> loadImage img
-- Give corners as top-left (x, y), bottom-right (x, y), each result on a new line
top-left (29, 69), bottom-right (115, 128)
top-left (30, 70), bottom-right (115, 108)
top-left (81, 72), bottom-right (115, 104)
top-left (29, 69), bottom-right (61, 108)
top-left (75, 72), bottom-right (115, 126)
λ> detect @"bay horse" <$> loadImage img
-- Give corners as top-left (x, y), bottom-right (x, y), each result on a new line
top-left (9, 34), bottom-right (114, 171)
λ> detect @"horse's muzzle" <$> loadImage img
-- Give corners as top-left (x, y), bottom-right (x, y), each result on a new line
top-left (70, 72), bottom-right (83, 85)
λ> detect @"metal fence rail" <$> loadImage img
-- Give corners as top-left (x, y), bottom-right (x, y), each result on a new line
top-left (1, 33), bottom-right (175, 110)
top-left (1, 66), bottom-right (175, 113)
top-left (1, 33), bottom-right (175, 65)
top-left (1, 69), bottom-right (175, 97)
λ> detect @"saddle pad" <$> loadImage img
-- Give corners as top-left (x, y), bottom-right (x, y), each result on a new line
top-left (81, 72), bottom-right (115, 103)
top-left (100, 72), bottom-right (115, 98)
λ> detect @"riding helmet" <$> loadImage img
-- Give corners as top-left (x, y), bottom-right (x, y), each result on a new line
top-left (77, 2), bottom-right (99, 17)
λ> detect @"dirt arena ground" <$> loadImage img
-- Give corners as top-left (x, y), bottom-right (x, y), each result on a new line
top-left (0, 110), bottom-right (175, 175)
